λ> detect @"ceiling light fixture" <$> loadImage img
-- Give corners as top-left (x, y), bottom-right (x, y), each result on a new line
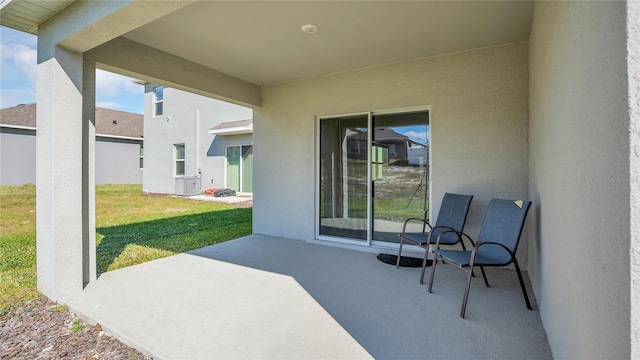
top-left (301, 24), bottom-right (318, 34)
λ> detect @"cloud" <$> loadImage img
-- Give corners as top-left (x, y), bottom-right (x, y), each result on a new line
top-left (0, 43), bottom-right (37, 84)
top-left (96, 101), bottom-right (124, 110)
top-left (96, 69), bottom-right (142, 95)
top-left (403, 130), bottom-right (428, 145)
top-left (0, 27), bottom-right (142, 112)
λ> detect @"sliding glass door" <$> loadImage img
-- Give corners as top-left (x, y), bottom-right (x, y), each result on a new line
top-left (371, 112), bottom-right (429, 244)
top-left (317, 110), bottom-right (429, 246)
top-left (318, 114), bottom-right (369, 241)
top-left (226, 145), bottom-right (253, 193)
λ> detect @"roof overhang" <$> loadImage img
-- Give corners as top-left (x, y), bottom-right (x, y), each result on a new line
top-left (0, 0), bottom-right (75, 34)
top-left (208, 125), bottom-right (253, 136)
top-left (0, 123), bottom-right (35, 131)
top-left (0, 123), bottom-right (142, 141)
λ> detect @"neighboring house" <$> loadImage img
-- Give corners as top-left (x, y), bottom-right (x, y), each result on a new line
top-left (3, 2), bottom-right (640, 359)
top-left (0, 103), bottom-right (143, 185)
top-left (349, 128), bottom-right (427, 165)
top-left (141, 85), bottom-right (253, 195)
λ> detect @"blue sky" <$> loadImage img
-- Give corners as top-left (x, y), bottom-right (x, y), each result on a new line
top-left (397, 125), bottom-right (429, 145)
top-left (0, 25), bottom-right (144, 114)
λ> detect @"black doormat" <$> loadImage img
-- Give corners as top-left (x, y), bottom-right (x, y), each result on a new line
top-left (376, 253), bottom-right (431, 267)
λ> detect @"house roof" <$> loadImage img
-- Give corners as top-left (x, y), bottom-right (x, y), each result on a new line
top-left (373, 128), bottom-right (412, 142)
top-left (0, 103), bottom-right (143, 139)
top-left (349, 128), bottom-right (426, 147)
top-left (208, 119), bottom-right (253, 136)
top-left (351, 128), bottom-right (408, 141)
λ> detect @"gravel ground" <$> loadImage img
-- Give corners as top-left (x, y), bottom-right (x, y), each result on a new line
top-left (0, 297), bottom-right (150, 360)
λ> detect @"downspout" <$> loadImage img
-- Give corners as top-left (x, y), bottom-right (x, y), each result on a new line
top-left (195, 109), bottom-right (201, 177)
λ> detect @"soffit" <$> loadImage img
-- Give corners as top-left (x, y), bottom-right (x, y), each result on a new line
top-left (123, 1), bottom-right (534, 87)
top-left (0, 0), bottom-right (75, 34)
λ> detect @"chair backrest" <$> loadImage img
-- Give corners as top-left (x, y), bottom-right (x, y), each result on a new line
top-left (477, 199), bottom-right (532, 254)
top-left (433, 193), bottom-right (473, 232)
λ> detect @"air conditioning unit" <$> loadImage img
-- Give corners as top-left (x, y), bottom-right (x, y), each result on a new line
top-left (175, 176), bottom-right (201, 196)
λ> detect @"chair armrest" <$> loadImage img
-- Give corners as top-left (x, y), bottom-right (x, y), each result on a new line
top-left (433, 229), bottom-right (475, 249)
top-left (401, 218), bottom-right (432, 233)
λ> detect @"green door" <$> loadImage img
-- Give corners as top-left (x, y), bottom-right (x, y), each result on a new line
top-left (241, 145), bottom-right (253, 193)
top-left (227, 145), bottom-right (253, 193)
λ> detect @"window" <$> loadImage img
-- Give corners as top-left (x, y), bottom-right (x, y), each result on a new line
top-left (174, 144), bottom-right (185, 176)
top-left (139, 143), bottom-right (144, 169)
top-left (153, 86), bottom-right (164, 116)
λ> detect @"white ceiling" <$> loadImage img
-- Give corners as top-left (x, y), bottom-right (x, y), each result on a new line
top-left (123, 1), bottom-right (535, 87)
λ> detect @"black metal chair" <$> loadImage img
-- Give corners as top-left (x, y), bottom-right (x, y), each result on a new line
top-left (397, 192), bottom-right (473, 284)
top-left (427, 198), bottom-right (532, 318)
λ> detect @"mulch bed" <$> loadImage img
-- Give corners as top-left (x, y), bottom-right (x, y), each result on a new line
top-left (0, 297), bottom-right (150, 360)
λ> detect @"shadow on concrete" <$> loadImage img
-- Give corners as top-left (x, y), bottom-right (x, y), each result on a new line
top-left (186, 235), bottom-right (552, 359)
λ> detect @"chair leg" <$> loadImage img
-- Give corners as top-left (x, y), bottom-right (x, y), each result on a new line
top-left (428, 253), bottom-right (439, 293)
top-left (513, 259), bottom-right (532, 310)
top-left (396, 238), bottom-right (404, 268)
top-left (460, 267), bottom-right (474, 318)
top-left (480, 266), bottom-right (490, 287)
top-left (419, 247), bottom-right (430, 284)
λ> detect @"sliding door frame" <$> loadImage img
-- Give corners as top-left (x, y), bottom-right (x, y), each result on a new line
top-left (225, 144), bottom-right (253, 194)
top-left (315, 112), bottom-right (372, 247)
top-left (314, 105), bottom-right (431, 252)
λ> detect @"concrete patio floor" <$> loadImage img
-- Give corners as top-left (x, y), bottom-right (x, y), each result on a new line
top-left (61, 235), bottom-right (552, 359)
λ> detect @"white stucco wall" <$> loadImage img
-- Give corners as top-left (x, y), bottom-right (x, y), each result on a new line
top-left (254, 43), bottom-right (529, 263)
top-left (528, 1), bottom-right (629, 358)
top-left (1, 129), bottom-right (37, 185)
top-left (142, 86), bottom-right (252, 194)
top-left (0, 129), bottom-right (141, 186)
top-left (629, 0), bottom-right (640, 357)
top-left (95, 137), bottom-right (142, 184)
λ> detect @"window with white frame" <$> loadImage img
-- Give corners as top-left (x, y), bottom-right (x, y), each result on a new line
top-left (139, 143), bottom-right (144, 169)
top-left (153, 86), bottom-right (164, 116)
top-left (174, 144), bottom-right (185, 176)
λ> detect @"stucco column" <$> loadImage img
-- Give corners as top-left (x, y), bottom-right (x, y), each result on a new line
top-left (629, 0), bottom-right (640, 356)
top-left (82, 59), bottom-right (97, 285)
top-left (36, 43), bottom-right (95, 299)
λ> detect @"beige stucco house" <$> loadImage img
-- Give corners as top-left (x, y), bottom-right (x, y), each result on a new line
top-left (1, 1), bottom-right (638, 358)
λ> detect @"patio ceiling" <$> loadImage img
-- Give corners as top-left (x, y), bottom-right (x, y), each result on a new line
top-left (122, 1), bottom-right (534, 87)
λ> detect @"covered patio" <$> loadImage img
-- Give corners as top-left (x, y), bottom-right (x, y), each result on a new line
top-left (62, 235), bottom-right (551, 359)
top-left (1, 0), bottom-right (639, 358)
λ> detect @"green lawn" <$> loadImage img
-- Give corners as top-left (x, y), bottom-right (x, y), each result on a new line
top-left (0, 184), bottom-right (252, 316)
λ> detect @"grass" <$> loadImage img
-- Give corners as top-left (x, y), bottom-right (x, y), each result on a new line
top-left (49, 304), bottom-right (68, 313)
top-left (0, 185), bottom-right (38, 316)
top-left (321, 163), bottom-right (429, 222)
top-left (0, 184), bottom-right (252, 316)
top-left (70, 318), bottom-right (86, 333)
